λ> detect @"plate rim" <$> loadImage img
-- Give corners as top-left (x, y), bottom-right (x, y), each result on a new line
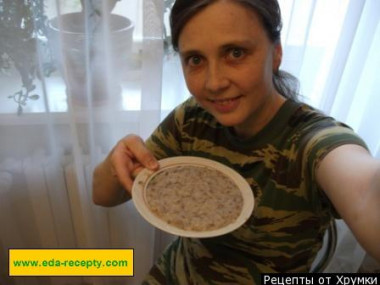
top-left (132, 156), bottom-right (254, 238)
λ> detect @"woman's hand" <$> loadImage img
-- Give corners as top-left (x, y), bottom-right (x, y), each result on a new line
top-left (92, 134), bottom-right (159, 207)
top-left (110, 134), bottom-right (159, 193)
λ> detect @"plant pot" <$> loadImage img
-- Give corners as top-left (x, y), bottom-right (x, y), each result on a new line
top-left (48, 12), bottom-right (134, 105)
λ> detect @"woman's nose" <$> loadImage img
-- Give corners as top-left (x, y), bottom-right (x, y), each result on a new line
top-left (205, 62), bottom-right (229, 93)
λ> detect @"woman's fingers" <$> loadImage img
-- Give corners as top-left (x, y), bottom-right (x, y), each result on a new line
top-left (110, 134), bottom-right (159, 193)
top-left (123, 135), bottom-right (159, 170)
top-left (110, 143), bottom-right (135, 192)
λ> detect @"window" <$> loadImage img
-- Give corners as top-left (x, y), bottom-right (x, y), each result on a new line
top-left (0, 0), bottom-right (146, 115)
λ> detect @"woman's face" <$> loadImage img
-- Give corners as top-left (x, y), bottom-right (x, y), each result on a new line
top-left (178, 0), bottom-right (284, 138)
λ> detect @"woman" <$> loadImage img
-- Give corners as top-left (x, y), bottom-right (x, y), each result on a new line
top-left (93, 0), bottom-right (380, 283)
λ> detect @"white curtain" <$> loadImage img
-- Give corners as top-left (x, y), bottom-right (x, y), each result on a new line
top-left (0, 0), bottom-right (379, 284)
top-left (279, 0), bottom-right (380, 272)
top-left (1, 0), bottom-right (166, 284)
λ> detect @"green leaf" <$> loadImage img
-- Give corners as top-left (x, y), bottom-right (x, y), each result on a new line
top-left (29, 94), bottom-right (40, 100)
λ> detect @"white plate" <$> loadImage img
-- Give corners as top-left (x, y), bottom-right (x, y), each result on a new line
top-left (132, 156), bottom-right (254, 238)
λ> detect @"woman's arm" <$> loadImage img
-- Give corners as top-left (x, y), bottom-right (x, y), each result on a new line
top-left (92, 134), bottom-right (159, 207)
top-left (316, 144), bottom-right (380, 262)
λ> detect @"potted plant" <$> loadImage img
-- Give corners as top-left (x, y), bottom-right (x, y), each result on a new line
top-left (0, 0), bottom-right (55, 114)
top-left (48, 0), bottom-right (134, 105)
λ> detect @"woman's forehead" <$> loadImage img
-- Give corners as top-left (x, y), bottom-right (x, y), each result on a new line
top-left (178, 1), bottom-right (267, 51)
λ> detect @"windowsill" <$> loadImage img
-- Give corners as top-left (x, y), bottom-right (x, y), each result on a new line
top-left (0, 54), bottom-right (188, 125)
top-left (0, 61), bottom-right (144, 122)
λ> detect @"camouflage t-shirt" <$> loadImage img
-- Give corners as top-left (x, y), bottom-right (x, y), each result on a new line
top-left (142, 98), bottom-right (367, 284)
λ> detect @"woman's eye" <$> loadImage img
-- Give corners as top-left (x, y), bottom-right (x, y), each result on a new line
top-left (229, 48), bottom-right (245, 59)
top-left (188, 56), bottom-right (202, 66)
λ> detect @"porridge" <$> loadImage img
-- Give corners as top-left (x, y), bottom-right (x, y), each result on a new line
top-left (145, 165), bottom-right (243, 232)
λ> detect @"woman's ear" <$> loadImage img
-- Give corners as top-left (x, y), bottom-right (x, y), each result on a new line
top-left (273, 43), bottom-right (283, 73)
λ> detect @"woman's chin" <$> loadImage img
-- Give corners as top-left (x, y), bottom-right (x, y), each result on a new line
top-left (212, 113), bottom-right (242, 128)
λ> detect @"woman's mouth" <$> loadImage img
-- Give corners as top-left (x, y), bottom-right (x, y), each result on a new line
top-left (208, 96), bottom-right (242, 113)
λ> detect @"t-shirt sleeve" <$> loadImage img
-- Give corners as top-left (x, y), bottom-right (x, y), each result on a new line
top-left (304, 123), bottom-right (369, 218)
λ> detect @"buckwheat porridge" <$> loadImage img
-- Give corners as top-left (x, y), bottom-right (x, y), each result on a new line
top-left (145, 165), bottom-right (244, 232)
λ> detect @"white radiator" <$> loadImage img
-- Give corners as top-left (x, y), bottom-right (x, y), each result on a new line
top-left (0, 154), bottom-right (112, 285)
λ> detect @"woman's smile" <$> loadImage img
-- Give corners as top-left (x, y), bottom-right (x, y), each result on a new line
top-left (208, 95), bottom-right (243, 113)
